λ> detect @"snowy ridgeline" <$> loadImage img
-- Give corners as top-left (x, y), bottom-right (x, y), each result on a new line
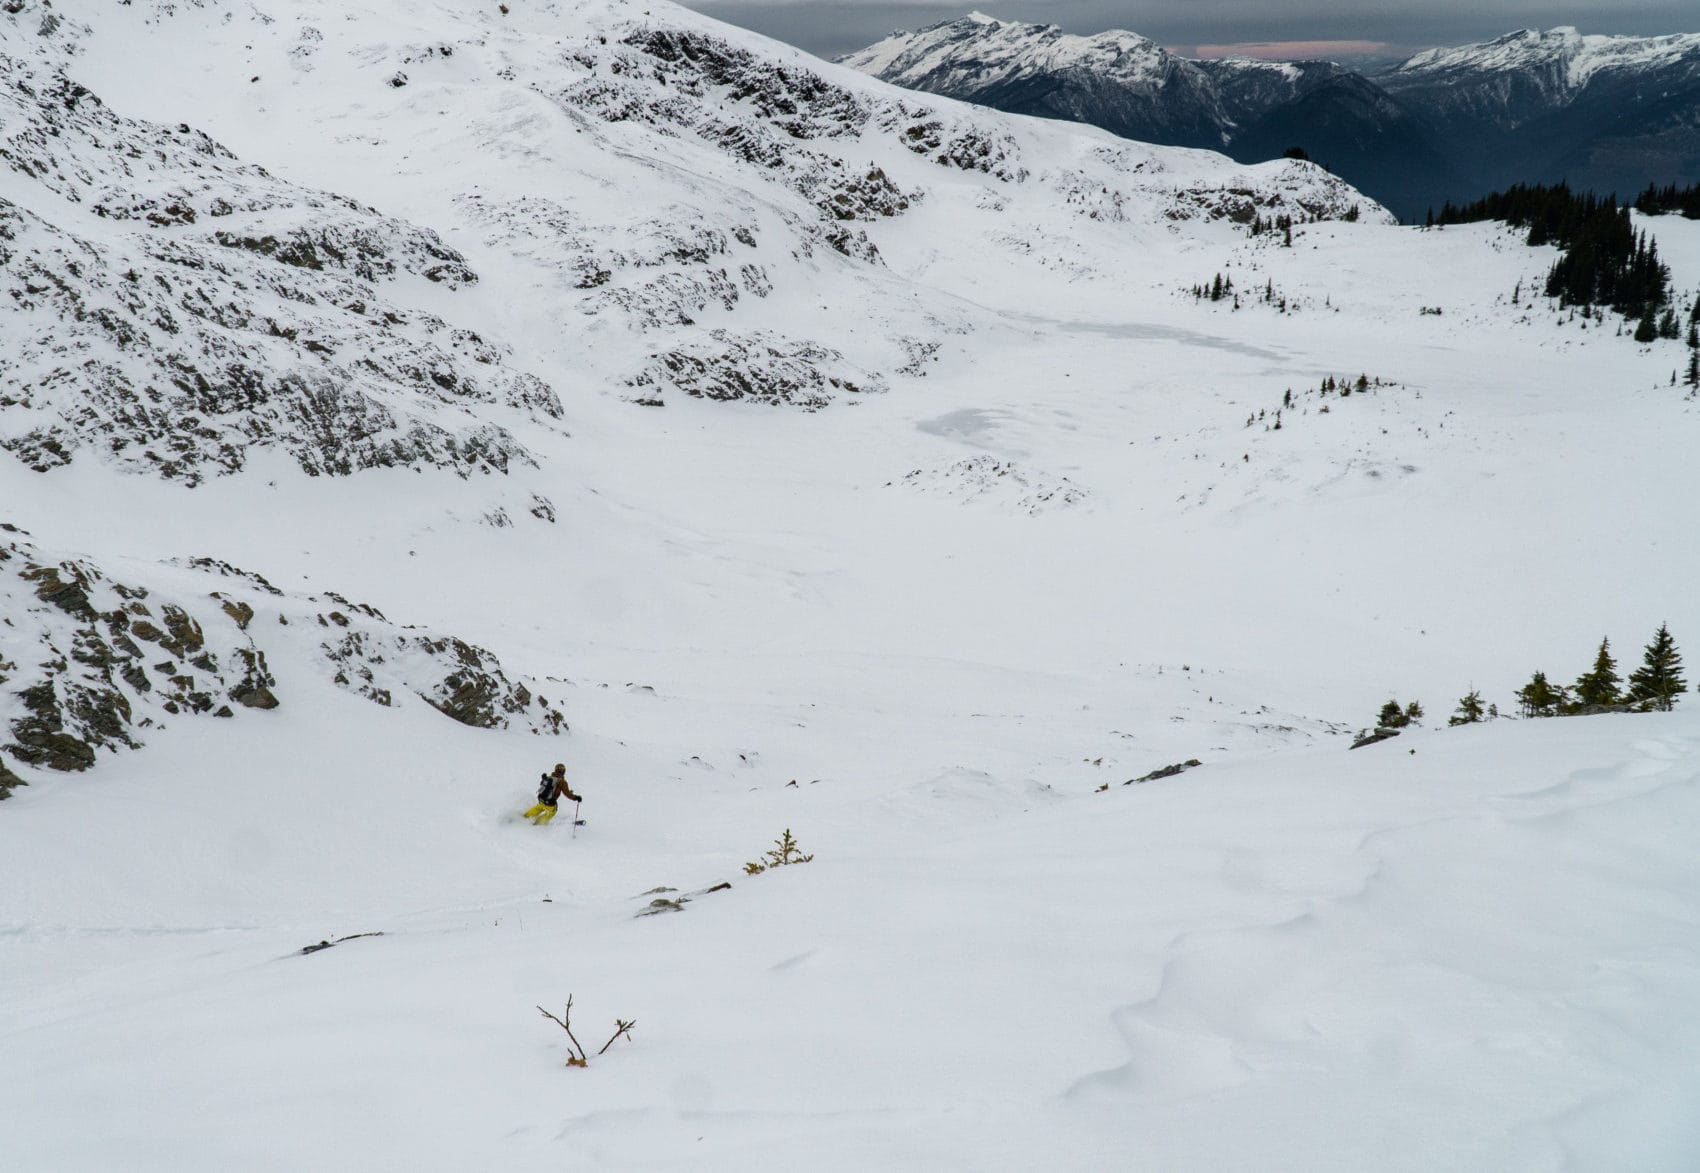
top-left (0, 526), bottom-right (563, 794)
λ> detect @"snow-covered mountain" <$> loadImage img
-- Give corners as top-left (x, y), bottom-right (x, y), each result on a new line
top-left (841, 12), bottom-right (1317, 149)
top-left (1385, 26), bottom-right (1700, 123)
top-left (840, 15), bottom-right (1461, 218)
top-left (1380, 27), bottom-right (1700, 202)
top-left (4, 0), bottom-right (1700, 1168)
top-left (843, 15), bottom-right (1700, 218)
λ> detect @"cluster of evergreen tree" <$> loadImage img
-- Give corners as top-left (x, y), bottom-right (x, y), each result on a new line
top-left (1514, 625), bottom-right (1688, 717)
top-left (1250, 374), bottom-right (1387, 430)
top-left (1682, 295), bottom-right (1700, 389)
top-left (1429, 183), bottom-right (1672, 327)
top-left (1367, 624), bottom-right (1687, 735)
top-left (1192, 273), bottom-right (1236, 303)
top-left (1634, 182), bottom-right (1700, 220)
top-left (1248, 214), bottom-right (1295, 247)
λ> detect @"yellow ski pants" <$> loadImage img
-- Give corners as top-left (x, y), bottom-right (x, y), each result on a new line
top-left (523, 803), bottom-right (558, 825)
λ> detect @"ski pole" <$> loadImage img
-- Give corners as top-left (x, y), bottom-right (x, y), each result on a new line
top-left (571, 799), bottom-right (580, 838)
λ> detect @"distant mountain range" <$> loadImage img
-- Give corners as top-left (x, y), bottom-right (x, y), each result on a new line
top-left (841, 15), bottom-right (1700, 220)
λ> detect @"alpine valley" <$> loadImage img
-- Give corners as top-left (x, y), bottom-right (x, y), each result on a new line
top-left (3, 2), bottom-right (1699, 1170)
top-left (843, 15), bottom-right (1700, 220)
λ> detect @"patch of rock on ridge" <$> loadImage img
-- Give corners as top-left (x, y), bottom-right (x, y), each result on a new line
top-left (0, 531), bottom-right (567, 796)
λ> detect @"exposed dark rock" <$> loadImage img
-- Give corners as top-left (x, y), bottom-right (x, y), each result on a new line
top-left (1125, 758), bottom-right (1203, 784)
top-left (22, 563), bottom-right (98, 620)
top-left (160, 605), bottom-right (206, 657)
top-left (1350, 727), bottom-right (1401, 750)
top-left (0, 751), bottom-right (25, 797)
top-left (299, 931), bottom-right (383, 955)
top-left (10, 682), bottom-right (98, 771)
top-left (229, 648), bottom-right (279, 710)
top-left (629, 329), bottom-right (885, 410)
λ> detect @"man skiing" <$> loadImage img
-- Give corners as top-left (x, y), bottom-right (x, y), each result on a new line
top-left (523, 763), bottom-right (581, 826)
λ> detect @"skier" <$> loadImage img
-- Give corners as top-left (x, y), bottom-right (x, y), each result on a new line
top-left (523, 763), bottom-right (581, 826)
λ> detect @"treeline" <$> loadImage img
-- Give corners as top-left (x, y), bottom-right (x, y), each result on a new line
top-left (1367, 623), bottom-right (1688, 738)
top-left (1512, 625), bottom-right (1687, 718)
top-left (1634, 182), bottom-right (1700, 220)
top-left (1428, 183), bottom-right (1672, 327)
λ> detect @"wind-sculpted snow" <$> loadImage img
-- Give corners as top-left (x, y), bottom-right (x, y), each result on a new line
top-left (0, 528), bottom-right (565, 794)
top-left (0, 49), bottom-right (561, 483)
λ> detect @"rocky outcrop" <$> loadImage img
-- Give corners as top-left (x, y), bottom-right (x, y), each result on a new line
top-left (0, 48), bottom-right (562, 484)
top-left (627, 330), bottom-right (885, 409)
top-left (0, 529), bottom-right (566, 794)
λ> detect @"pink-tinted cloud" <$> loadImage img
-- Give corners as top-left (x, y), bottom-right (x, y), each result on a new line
top-left (1190, 40), bottom-right (1394, 61)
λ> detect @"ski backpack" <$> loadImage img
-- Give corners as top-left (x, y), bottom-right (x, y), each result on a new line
top-left (536, 773), bottom-right (556, 803)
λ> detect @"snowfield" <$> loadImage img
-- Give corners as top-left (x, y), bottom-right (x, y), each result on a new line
top-left (3, 0), bottom-right (1699, 1169)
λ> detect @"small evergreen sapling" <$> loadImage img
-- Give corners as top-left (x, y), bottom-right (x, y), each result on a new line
top-left (744, 829), bottom-right (814, 875)
top-left (1627, 623), bottom-right (1687, 711)
top-left (1448, 690), bottom-right (1486, 726)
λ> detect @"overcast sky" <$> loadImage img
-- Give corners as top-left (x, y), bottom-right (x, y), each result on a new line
top-left (677, 1), bottom-right (1698, 62)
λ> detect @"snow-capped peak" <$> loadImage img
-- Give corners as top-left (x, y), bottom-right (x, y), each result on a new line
top-left (1389, 25), bottom-right (1700, 91)
top-left (839, 15), bottom-right (1172, 93)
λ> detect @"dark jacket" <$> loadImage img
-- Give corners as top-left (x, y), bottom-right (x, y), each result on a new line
top-left (536, 773), bottom-right (581, 807)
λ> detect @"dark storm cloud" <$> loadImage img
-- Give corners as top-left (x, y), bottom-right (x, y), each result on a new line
top-left (678, 0), bottom-right (1699, 61)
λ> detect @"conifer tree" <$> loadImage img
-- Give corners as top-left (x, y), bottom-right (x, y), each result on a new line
top-left (1627, 623), bottom-right (1687, 711)
top-left (1377, 700), bottom-right (1410, 729)
top-left (1573, 637), bottom-right (1622, 707)
top-left (1515, 671), bottom-right (1561, 718)
top-left (1449, 689), bottom-right (1486, 726)
top-left (1687, 349), bottom-right (1700, 390)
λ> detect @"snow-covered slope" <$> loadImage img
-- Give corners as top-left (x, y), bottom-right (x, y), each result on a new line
top-left (4, 0), bottom-right (1700, 1168)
